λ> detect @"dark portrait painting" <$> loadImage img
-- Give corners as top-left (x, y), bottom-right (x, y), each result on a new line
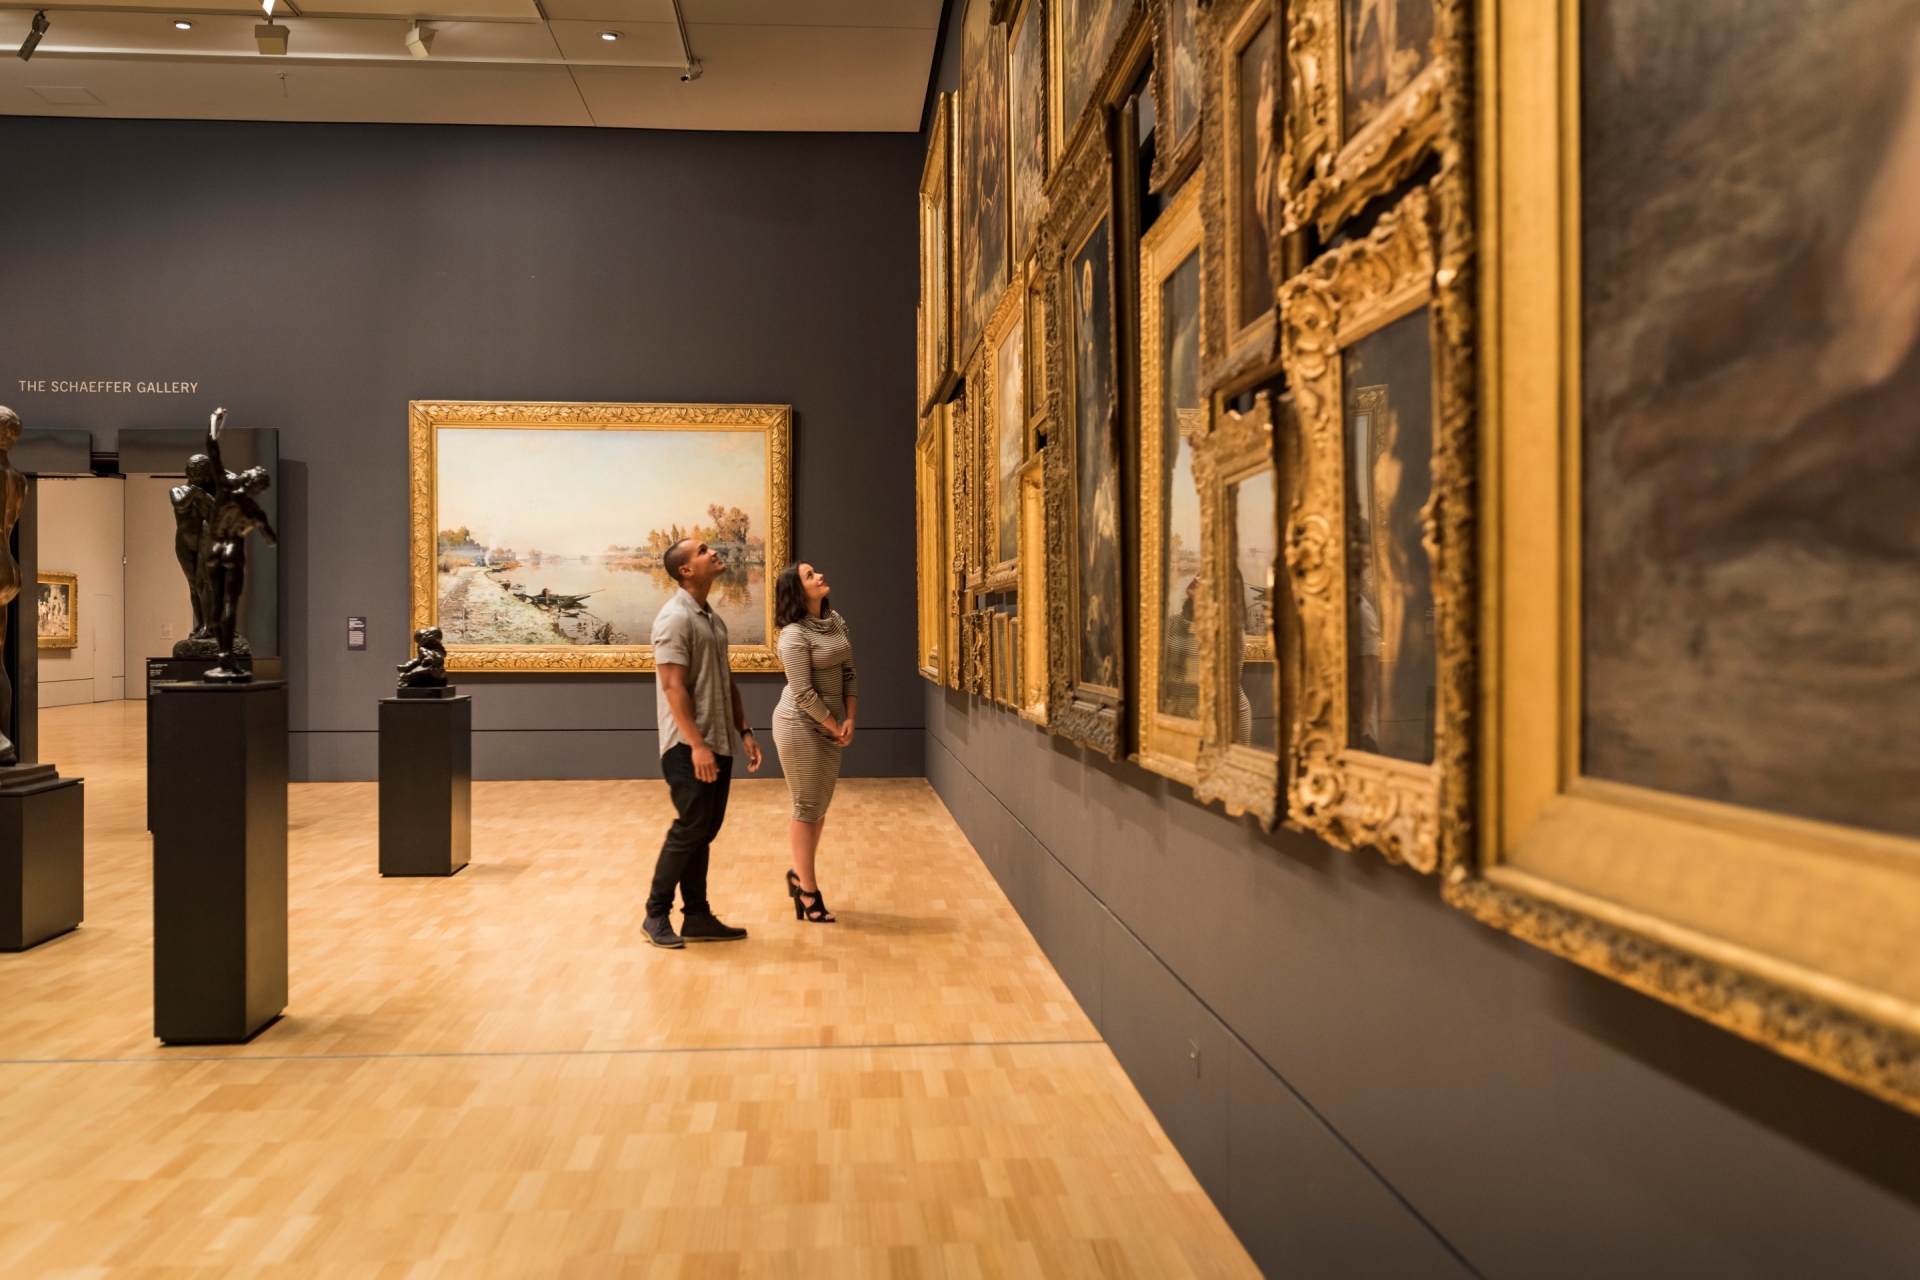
top-left (1235, 15), bottom-right (1276, 330)
top-left (960, 0), bottom-right (1010, 363)
top-left (1159, 249), bottom-right (1204, 719)
top-left (1011, 0), bottom-right (1048, 264)
top-left (1342, 0), bottom-right (1435, 139)
top-left (1345, 308), bottom-right (1436, 765)
top-left (1059, 0), bottom-right (1132, 150)
top-left (1581, 0), bottom-right (1920, 838)
top-left (1167, 0), bottom-right (1203, 153)
top-left (1072, 217), bottom-right (1122, 691)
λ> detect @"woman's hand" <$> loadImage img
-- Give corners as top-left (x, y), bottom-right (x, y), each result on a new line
top-left (822, 717), bottom-right (843, 740)
top-left (836, 717), bottom-right (856, 747)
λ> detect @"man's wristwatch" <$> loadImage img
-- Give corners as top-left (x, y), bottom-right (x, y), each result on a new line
top-left (739, 727), bottom-right (754, 738)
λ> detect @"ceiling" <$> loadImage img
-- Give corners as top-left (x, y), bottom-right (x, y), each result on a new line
top-left (0, 0), bottom-right (943, 129)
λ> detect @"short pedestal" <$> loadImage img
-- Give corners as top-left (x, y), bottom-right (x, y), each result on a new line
top-left (149, 680), bottom-right (289, 1045)
top-left (0, 766), bottom-right (85, 952)
top-left (379, 691), bottom-right (471, 877)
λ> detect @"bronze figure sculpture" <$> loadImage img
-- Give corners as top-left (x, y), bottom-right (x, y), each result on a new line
top-left (397, 627), bottom-right (449, 689)
top-left (168, 452), bottom-right (219, 656)
top-left (200, 409), bottom-right (278, 683)
top-left (0, 409), bottom-right (27, 764)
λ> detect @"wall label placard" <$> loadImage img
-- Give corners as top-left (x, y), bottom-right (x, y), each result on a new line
top-left (15, 379), bottom-right (201, 394)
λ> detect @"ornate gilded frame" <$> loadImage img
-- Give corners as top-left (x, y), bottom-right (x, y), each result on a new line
top-left (1277, 183), bottom-right (1468, 871)
top-left (1198, 0), bottom-right (1284, 388)
top-left (919, 92), bottom-right (961, 417)
top-left (1136, 178), bottom-right (1207, 785)
top-left (1444, 0), bottom-right (1920, 1117)
top-left (1048, 0), bottom-right (1150, 173)
top-left (980, 273), bottom-right (1027, 593)
top-left (36, 570), bottom-right (78, 650)
top-left (1148, 0), bottom-right (1205, 195)
top-left (916, 406), bottom-right (950, 685)
top-left (407, 400), bottom-right (791, 674)
top-left (1280, 0), bottom-right (1462, 239)
top-left (1017, 448), bottom-right (1050, 723)
top-left (1192, 388), bottom-right (1281, 824)
top-left (1040, 116), bottom-right (1125, 756)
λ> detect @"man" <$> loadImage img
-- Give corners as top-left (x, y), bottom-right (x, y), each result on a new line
top-left (645, 536), bottom-right (762, 948)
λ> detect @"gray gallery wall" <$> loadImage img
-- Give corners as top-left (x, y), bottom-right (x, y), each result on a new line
top-left (918, 3), bottom-right (1920, 1276)
top-left (0, 115), bottom-right (923, 781)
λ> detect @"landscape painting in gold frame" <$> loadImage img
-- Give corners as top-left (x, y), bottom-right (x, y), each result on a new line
top-left (409, 401), bottom-right (791, 674)
top-left (1136, 179), bottom-right (1207, 785)
top-left (1448, 0), bottom-right (1920, 1117)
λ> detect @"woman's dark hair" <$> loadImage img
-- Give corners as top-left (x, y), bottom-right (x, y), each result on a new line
top-left (773, 562), bottom-right (829, 628)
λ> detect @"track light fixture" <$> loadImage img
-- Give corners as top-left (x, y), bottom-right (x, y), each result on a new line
top-left (680, 59), bottom-right (701, 82)
top-left (17, 10), bottom-right (47, 62)
top-left (174, 18), bottom-right (194, 28)
top-left (405, 20), bottom-right (433, 57)
top-left (255, 20), bottom-right (288, 53)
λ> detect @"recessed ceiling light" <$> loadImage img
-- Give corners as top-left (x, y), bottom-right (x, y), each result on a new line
top-left (173, 19), bottom-right (193, 28)
top-left (598, 30), bottom-right (619, 40)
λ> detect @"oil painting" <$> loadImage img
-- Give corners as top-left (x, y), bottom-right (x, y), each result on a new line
top-left (409, 402), bottom-right (791, 673)
top-left (1580, 0), bottom-right (1920, 838)
top-left (995, 317), bottom-right (1025, 566)
top-left (1158, 250), bottom-right (1204, 722)
top-left (960, 0), bottom-right (1011, 364)
top-left (1234, 13), bottom-right (1276, 332)
top-left (1071, 217), bottom-right (1122, 692)
top-left (1344, 309), bottom-right (1435, 765)
top-left (1342, 0), bottom-right (1434, 140)
top-left (919, 93), bottom-right (958, 416)
top-left (1055, 0), bottom-right (1132, 156)
top-left (1010, 0), bottom-right (1048, 264)
top-left (1167, 0), bottom-right (1201, 151)
top-left (1234, 469), bottom-right (1277, 750)
top-left (37, 571), bottom-right (77, 650)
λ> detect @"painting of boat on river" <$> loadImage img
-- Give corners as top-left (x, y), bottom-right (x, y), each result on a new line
top-left (431, 422), bottom-right (775, 655)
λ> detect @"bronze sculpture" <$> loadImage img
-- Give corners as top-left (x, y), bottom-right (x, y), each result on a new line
top-left (168, 453), bottom-right (219, 656)
top-left (199, 410), bottom-right (278, 683)
top-left (0, 409), bottom-right (27, 764)
top-left (396, 626), bottom-right (448, 689)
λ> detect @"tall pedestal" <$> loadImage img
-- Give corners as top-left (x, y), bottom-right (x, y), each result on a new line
top-left (0, 766), bottom-right (84, 951)
top-left (149, 680), bottom-right (288, 1045)
top-left (379, 692), bottom-right (471, 877)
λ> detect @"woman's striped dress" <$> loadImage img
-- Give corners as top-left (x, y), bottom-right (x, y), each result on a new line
top-left (773, 611), bottom-right (858, 822)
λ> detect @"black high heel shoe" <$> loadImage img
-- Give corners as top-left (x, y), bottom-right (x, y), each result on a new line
top-left (793, 885), bottom-right (835, 923)
top-left (785, 869), bottom-right (801, 897)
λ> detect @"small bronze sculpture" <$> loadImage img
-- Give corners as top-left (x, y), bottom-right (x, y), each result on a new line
top-left (200, 410), bottom-right (278, 684)
top-left (397, 627), bottom-right (449, 689)
top-left (168, 453), bottom-right (219, 656)
top-left (0, 409), bottom-right (28, 764)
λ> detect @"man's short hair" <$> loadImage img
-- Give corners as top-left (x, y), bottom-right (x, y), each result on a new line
top-left (663, 538), bottom-right (696, 583)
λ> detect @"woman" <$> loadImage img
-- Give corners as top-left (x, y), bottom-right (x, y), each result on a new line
top-left (772, 562), bottom-right (857, 922)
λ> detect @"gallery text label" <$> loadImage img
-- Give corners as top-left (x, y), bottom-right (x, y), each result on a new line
top-left (17, 380), bottom-right (200, 394)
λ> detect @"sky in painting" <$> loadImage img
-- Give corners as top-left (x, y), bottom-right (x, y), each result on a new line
top-left (436, 427), bottom-right (768, 554)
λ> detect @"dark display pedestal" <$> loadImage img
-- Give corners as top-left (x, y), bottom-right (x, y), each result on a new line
top-left (149, 679), bottom-right (288, 1045)
top-left (0, 764), bottom-right (84, 952)
top-left (379, 690), bottom-right (471, 877)
top-left (145, 657), bottom-right (283, 831)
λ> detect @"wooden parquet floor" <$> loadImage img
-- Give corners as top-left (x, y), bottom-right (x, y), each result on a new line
top-left (0, 702), bottom-right (1258, 1279)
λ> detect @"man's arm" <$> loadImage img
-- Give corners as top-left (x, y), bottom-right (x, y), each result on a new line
top-left (730, 678), bottom-right (762, 772)
top-left (657, 663), bottom-right (718, 783)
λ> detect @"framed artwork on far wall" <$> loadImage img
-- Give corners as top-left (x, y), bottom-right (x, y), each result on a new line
top-left (408, 401), bottom-right (792, 674)
top-left (36, 571), bottom-right (78, 650)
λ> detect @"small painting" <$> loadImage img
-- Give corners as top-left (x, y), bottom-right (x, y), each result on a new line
top-left (1233, 470), bottom-right (1278, 749)
top-left (995, 318), bottom-right (1025, 565)
top-left (1344, 309), bottom-right (1436, 764)
top-left (1168, 0), bottom-right (1202, 147)
top-left (960, 0), bottom-right (1011, 364)
top-left (1072, 217), bottom-right (1123, 692)
top-left (1056, 0), bottom-right (1132, 156)
top-left (1342, 0), bottom-right (1435, 140)
top-left (1580, 0), bottom-right (1920, 837)
top-left (1235, 15), bottom-right (1277, 330)
top-left (1158, 250), bottom-right (1204, 720)
top-left (1010, 0), bottom-right (1048, 264)
top-left (410, 403), bottom-right (790, 673)
top-left (36, 571), bottom-right (77, 650)
top-left (919, 93), bottom-right (958, 416)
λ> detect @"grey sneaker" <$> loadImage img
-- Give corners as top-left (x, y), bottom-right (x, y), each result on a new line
top-left (643, 915), bottom-right (684, 949)
top-left (680, 912), bottom-right (748, 943)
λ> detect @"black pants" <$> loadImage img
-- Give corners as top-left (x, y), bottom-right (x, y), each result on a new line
top-left (647, 744), bottom-right (733, 919)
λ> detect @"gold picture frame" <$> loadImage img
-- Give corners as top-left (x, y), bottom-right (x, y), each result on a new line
top-left (1136, 178), bottom-right (1207, 785)
top-left (919, 93), bottom-right (961, 417)
top-left (917, 406), bottom-right (951, 685)
top-left (408, 400), bottom-right (792, 674)
top-left (1199, 0), bottom-right (1283, 388)
top-left (980, 273), bottom-right (1027, 592)
top-left (1280, 0), bottom-right (1463, 239)
top-left (1192, 388), bottom-right (1282, 824)
top-left (1446, 0), bottom-right (1920, 1117)
top-left (1017, 449), bottom-right (1050, 723)
top-left (1048, 0), bottom-right (1147, 172)
top-left (1041, 120), bottom-right (1126, 757)
top-left (1148, 0), bottom-right (1205, 195)
top-left (1276, 182), bottom-right (1469, 872)
top-left (36, 571), bottom-right (78, 650)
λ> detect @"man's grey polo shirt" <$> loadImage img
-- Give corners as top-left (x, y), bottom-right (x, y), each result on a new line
top-left (651, 587), bottom-right (738, 758)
